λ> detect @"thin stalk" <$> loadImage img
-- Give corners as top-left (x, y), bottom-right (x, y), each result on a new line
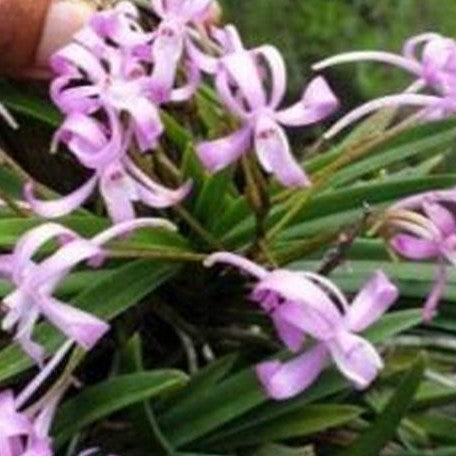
top-left (0, 145), bottom-right (51, 196)
top-left (25, 347), bottom-right (86, 417)
top-left (241, 155), bottom-right (276, 266)
top-left (107, 248), bottom-right (206, 262)
top-left (174, 204), bottom-right (225, 249)
top-left (153, 146), bottom-right (225, 250)
top-left (273, 231), bottom-right (340, 266)
top-left (0, 187), bottom-right (28, 217)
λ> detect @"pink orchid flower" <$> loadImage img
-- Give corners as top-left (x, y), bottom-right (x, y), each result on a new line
top-left (0, 340), bottom-right (73, 456)
top-left (313, 33), bottom-right (456, 138)
top-left (0, 390), bottom-right (32, 455)
top-left (149, 0), bottom-right (214, 100)
top-left (386, 188), bottom-right (456, 321)
top-left (0, 342), bottom-right (118, 456)
top-left (24, 112), bottom-right (191, 223)
top-left (195, 27), bottom-right (339, 187)
top-left (0, 218), bottom-right (175, 363)
top-left (205, 253), bottom-right (398, 400)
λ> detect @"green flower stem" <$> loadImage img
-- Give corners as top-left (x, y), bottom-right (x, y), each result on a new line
top-left (0, 186), bottom-right (28, 217)
top-left (107, 248), bottom-right (206, 262)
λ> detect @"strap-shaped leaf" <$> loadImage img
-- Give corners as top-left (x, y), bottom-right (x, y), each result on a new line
top-left (53, 370), bottom-right (188, 445)
top-left (0, 259), bottom-right (179, 383)
top-left (336, 355), bottom-right (425, 456)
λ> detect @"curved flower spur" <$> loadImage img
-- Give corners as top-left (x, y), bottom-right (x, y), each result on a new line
top-left (194, 25), bottom-right (339, 188)
top-left (204, 253), bottom-right (398, 400)
top-left (378, 188), bottom-right (456, 321)
top-left (313, 33), bottom-right (456, 139)
top-left (0, 218), bottom-right (175, 365)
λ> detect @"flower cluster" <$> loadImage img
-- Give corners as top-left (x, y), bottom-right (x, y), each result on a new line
top-left (3, 0), bottom-right (456, 447)
top-left (0, 217), bottom-right (174, 454)
top-left (25, 1), bottom-right (194, 223)
top-left (313, 33), bottom-right (456, 138)
top-left (194, 25), bottom-right (339, 187)
top-left (23, 0), bottom-right (340, 223)
top-left (380, 189), bottom-right (456, 321)
top-left (205, 253), bottom-right (399, 399)
top-left (0, 343), bottom-right (118, 456)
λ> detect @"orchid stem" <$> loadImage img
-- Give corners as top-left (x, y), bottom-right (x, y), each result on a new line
top-left (107, 248), bottom-right (206, 262)
top-left (0, 145), bottom-right (51, 197)
top-left (0, 187), bottom-right (28, 217)
top-left (174, 205), bottom-right (225, 249)
top-left (25, 347), bottom-right (85, 417)
top-left (241, 155), bottom-right (276, 266)
top-left (154, 146), bottom-right (224, 250)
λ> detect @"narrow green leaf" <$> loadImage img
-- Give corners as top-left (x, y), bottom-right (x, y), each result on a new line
top-left (161, 110), bottom-right (192, 150)
top-left (120, 334), bottom-right (175, 454)
top-left (388, 448), bottom-right (456, 456)
top-left (54, 370), bottom-right (187, 444)
top-left (0, 260), bottom-right (178, 383)
top-left (204, 404), bottom-right (363, 448)
top-left (159, 369), bottom-right (265, 447)
top-left (0, 81), bottom-right (61, 126)
top-left (410, 413), bottom-right (456, 444)
top-left (329, 122), bottom-right (456, 188)
top-left (160, 354), bottom-right (237, 412)
top-left (337, 355), bottom-right (425, 456)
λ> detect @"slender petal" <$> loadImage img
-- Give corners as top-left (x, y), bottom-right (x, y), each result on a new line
top-left (150, 21), bottom-right (184, 102)
top-left (272, 315), bottom-right (306, 353)
top-left (422, 201), bottom-right (456, 237)
top-left (422, 261), bottom-right (447, 322)
top-left (328, 331), bottom-right (383, 389)
top-left (91, 217), bottom-right (176, 246)
top-left (403, 33), bottom-right (442, 60)
top-left (125, 158), bottom-right (192, 208)
top-left (204, 252), bottom-right (268, 279)
top-left (390, 234), bottom-right (439, 260)
top-left (275, 76), bottom-right (339, 127)
top-left (24, 176), bottom-right (98, 219)
top-left (256, 345), bottom-right (327, 400)
top-left (313, 51), bottom-right (422, 75)
top-left (221, 51), bottom-right (266, 110)
top-left (324, 93), bottom-right (441, 139)
top-left (38, 295), bottom-right (109, 351)
top-left (345, 270), bottom-right (399, 332)
top-left (29, 240), bottom-right (102, 288)
top-left (254, 45), bottom-right (287, 109)
top-left (99, 163), bottom-right (138, 224)
top-left (254, 117), bottom-right (310, 187)
top-left (13, 224), bottom-right (75, 280)
top-left (197, 127), bottom-right (252, 173)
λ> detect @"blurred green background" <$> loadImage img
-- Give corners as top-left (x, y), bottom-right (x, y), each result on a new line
top-left (221, 0), bottom-right (456, 105)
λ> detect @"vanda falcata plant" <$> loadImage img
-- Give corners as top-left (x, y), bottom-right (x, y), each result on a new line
top-left (2, 1), bottom-right (456, 455)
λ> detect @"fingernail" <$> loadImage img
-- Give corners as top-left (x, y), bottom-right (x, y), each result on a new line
top-left (35, 0), bottom-right (95, 67)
